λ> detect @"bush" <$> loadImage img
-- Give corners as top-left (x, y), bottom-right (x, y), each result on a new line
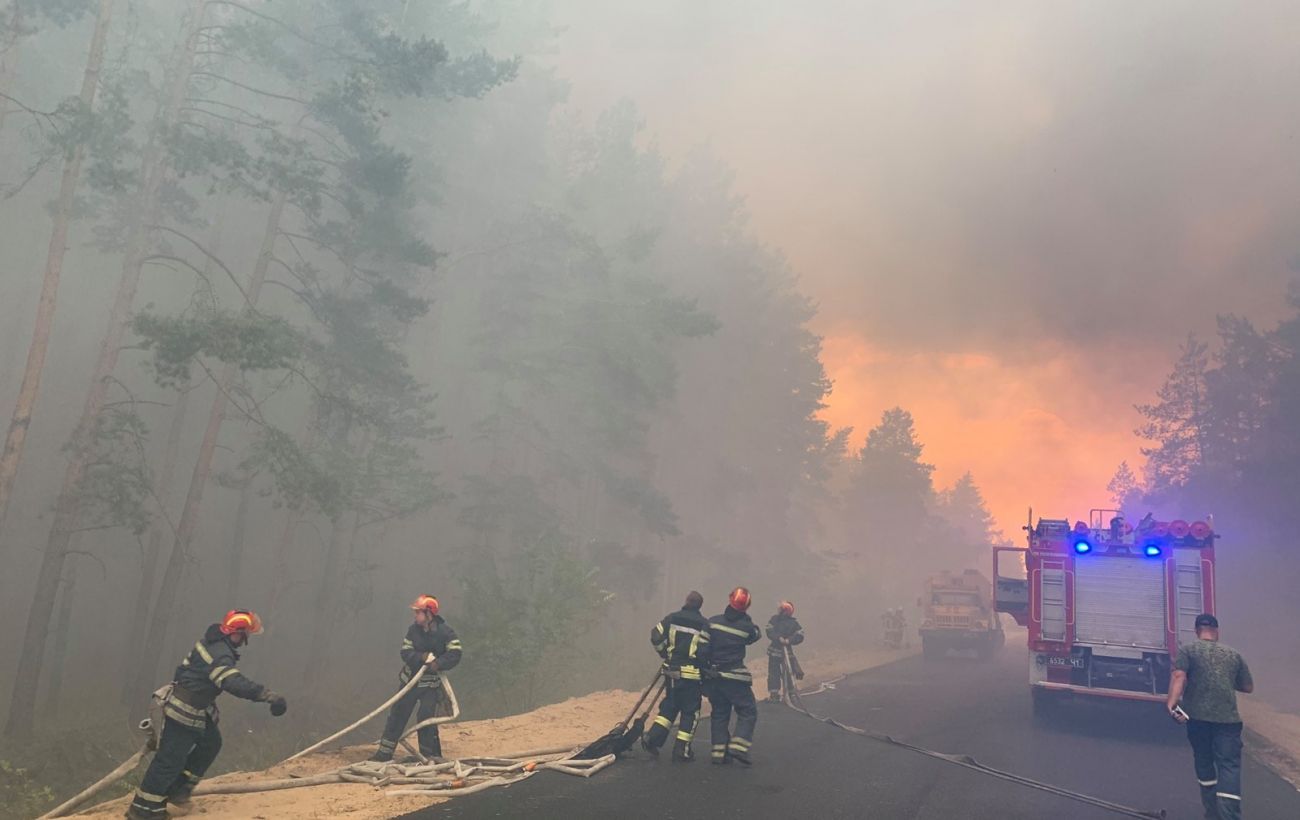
top-left (0, 758), bottom-right (56, 820)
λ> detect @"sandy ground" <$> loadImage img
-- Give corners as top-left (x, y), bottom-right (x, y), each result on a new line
top-left (1241, 699), bottom-right (1300, 790)
top-left (65, 646), bottom-right (911, 820)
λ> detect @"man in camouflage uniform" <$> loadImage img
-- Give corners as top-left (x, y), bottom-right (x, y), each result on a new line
top-left (1167, 613), bottom-right (1255, 820)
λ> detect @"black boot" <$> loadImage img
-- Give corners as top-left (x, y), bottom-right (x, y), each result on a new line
top-left (730, 747), bottom-right (752, 766)
top-left (642, 723), bottom-right (668, 757)
top-left (767, 691), bottom-right (781, 703)
top-left (640, 733), bottom-right (660, 757)
top-left (671, 739), bottom-right (695, 763)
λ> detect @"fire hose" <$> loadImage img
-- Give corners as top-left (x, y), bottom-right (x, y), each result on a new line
top-left (40, 670), bottom-right (610, 817)
top-left (779, 647), bottom-right (1167, 820)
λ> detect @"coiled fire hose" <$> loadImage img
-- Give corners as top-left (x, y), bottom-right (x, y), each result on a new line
top-left (780, 647), bottom-right (1167, 820)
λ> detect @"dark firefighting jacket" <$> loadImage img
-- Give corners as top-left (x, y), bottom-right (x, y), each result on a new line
top-left (650, 604), bottom-right (710, 680)
top-left (765, 613), bottom-right (805, 658)
top-left (700, 606), bottom-right (761, 682)
top-left (398, 616), bottom-right (462, 689)
top-left (164, 624), bottom-right (268, 728)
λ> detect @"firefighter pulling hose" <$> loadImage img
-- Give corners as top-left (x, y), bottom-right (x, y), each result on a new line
top-left (775, 646), bottom-right (1168, 819)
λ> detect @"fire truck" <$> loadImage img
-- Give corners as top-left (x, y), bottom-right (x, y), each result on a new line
top-left (993, 509), bottom-right (1216, 715)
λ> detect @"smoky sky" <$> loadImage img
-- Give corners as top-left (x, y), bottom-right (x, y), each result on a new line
top-left (548, 0), bottom-right (1300, 357)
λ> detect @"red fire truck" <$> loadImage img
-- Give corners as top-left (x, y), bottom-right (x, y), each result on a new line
top-left (993, 509), bottom-right (1216, 715)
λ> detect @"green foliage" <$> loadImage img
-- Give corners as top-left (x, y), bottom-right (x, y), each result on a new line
top-left (132, 309), bottom-right (303, 388)
top-left (0, 759), bottom-right (55, 820)
top-left (244, 426), bottom-right (348, 517)
top-left (72, 405), bottom-right (152, 536)
top-left (454, 538), bottom-right (612, 712)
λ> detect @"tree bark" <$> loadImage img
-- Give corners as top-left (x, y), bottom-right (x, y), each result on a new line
top-left (130, 187), bottom-right (288, 706)
top-left (302, 510), bottom-right (358, 711)
top-left (41, 559), bottom-right (78, 719)
top-left (0, 0), bottom-right (115, 544)
top-left (120, 380), bottom-right (190, 708)
top-left (3, 0), bottom-right (207, 739)
top-left (226, 473), bottom-right (254, 602)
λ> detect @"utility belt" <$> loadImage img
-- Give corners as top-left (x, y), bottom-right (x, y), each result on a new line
top-left (161, 683), bottom-right (218, 729)
top-left (399, 665), bottom-right (443, 689)
top-left (662, 662), bottom-right (702, 682)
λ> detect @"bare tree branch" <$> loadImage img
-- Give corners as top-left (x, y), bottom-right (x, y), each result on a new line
top-left (189, 70), bottom-right (309, 105)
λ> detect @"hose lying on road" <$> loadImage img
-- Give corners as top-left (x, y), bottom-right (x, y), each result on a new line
top-left (780, 649), bottom-right (1167, 820)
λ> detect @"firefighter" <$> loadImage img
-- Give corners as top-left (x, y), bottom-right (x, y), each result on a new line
top-left (370, 594), bottom-right (463, 762)
top-left (765, 600), bottom-right (804, 702)
top-left (700, 586), bottom-right (762, 765)
top-left (127, 610), bottom-right (286, 820)
top-left (642, 590), bottom-right (710, 762)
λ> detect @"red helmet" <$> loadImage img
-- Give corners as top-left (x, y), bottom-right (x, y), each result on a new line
top-left (728, 587), bottom-right (752, 612)
top-left (778, 600), bottom-right (794, 616)
top-left (219, 610), bottom-right (263, 636)
top-left (410, 594), bottom-right (439, 616)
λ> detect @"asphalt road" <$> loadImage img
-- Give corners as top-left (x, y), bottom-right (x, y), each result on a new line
top-left (400, 643), bottom-right (1300, 819)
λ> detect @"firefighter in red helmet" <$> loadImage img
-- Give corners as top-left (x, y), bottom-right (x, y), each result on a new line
top-left (700, 587), bottom-right (762, 765)
top-left (370, 595), bottom-right (463, 762)
top-left (128, 611), bottom-right (285, 819)
top-left (765, 600), bottom-right (804, 702)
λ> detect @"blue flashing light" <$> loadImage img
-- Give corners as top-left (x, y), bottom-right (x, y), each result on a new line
top-left (1144, 544), bottom-right (1163, 557)
top-left (1073, 540), bottom-right (1092, 555)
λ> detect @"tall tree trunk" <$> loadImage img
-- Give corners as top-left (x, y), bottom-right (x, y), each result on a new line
top-left (302, 510), bottom-right (358, 712)
top-left (0, 1), bottom-right (26, 132)
top-left (0, 0), bottom-right (115, 542)
top-left (3, 0), bottom-right (206, 739)
top-left (130, 187), bottom-right (288, 705)
top-left (41, 559), bottom-right (78, 719)
top-left (119, 380), bottom-right (191, 707)
top-left (226, 473), bottom-right (254, 602)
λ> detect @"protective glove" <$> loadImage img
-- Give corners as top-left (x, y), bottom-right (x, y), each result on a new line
top-left (261, 690), bottom-right (288, 717)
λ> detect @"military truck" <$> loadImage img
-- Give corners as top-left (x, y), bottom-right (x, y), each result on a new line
top-left (918, 569), bottom-right (1005, 659)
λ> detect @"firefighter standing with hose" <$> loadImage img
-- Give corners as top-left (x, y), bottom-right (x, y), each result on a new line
top-left (370, 595), bottom-right (463, 762)
top-left (701, 587), bottom-right (762, 765)
top-left (127, 610), bottom-right (286, 820)
top-left (765, 600), bottom-right (804, 703)
top-left (642, 590), bottom-right (710, 762)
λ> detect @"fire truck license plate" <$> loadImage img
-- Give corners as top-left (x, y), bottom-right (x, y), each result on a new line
top-left (1047, 656), bottom-right (1084, 669)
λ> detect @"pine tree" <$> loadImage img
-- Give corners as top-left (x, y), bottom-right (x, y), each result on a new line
top-left (1135, 335), bottom-right (1210, 493)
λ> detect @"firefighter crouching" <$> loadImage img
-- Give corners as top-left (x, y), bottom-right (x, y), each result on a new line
top-left (766, 600), bottom-right (804, 703)
top-left (701, 587), bottom-right (762, 765)
top-left (642, 590), bottom-right (710, 762)
top-left (127, 610), bottom-right (286, 820)
top-left (371, 594), bottom-right (463, 762)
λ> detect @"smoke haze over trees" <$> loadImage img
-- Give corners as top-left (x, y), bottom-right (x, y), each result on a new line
top-left (0, 0), bottom-right (1296, 814)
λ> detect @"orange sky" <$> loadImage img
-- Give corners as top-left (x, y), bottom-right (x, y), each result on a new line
top-left (814, 335), bottom-right (1162, 536)
top-left (546, 0), bottom-right (1300, 536)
